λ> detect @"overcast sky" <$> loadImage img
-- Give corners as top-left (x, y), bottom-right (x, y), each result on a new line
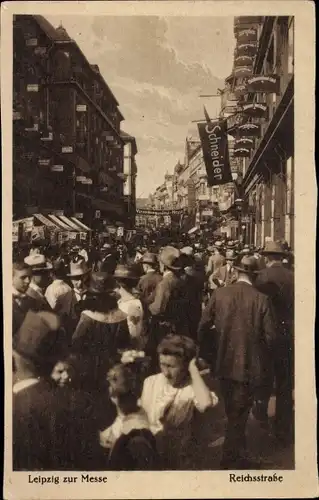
top-left (46, 15), bottom-right (235, 196)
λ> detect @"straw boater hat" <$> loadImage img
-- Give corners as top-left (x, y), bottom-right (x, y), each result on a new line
top-left (180, 246), bottom-right (194, 257)
top-left (227, 240), bottom-right (236, 249)
top-left (24, 254), bottom-right (53, 272)
top-left (261, 240), bottom-right (286, 255)
top-left (141, 252), bottom-right (158, 265)
top-left (159, 246), bottom-right (182, 271)
top-left (225, 249), bottom-right (237, 261)
top-left (233, 255), bottom-right (259, 274)
top-left (113, 264), bottom-right (140, 281)
top-left (67, 259), bottom-right (91, 277)
top-left (241, 244), bottom-right (251, 255)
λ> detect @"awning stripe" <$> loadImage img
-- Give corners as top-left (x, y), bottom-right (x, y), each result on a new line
top-left (70, 217), bottom-right (91, 232)
top-left (58, 215), bottom-right (81, 231)
top-left (47, 214), bottom-right (72, 230)
top-left (34, 213), bottom-right (59, 228)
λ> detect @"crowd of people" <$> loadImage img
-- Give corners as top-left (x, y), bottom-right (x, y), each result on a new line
top-left (12, 233), bottom-right (294, 471)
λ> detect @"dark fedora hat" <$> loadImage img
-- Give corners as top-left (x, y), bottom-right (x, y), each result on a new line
top-left (233, 255), bottom-right (259, 274)
top-left (87, 272), bottom-right (117, 295)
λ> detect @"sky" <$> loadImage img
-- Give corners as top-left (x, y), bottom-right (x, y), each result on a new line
top-left (46, 15), bottom-right (235, 197)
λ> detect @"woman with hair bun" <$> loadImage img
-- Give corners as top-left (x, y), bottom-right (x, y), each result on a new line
top-left (100, 355), bottom-right (159, 471)
top-left (140, 334), bottom-right (219, 469)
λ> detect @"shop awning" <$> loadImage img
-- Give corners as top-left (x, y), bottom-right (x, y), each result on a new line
top-left (47, 214), bottom-right (76, 231)
top-left (33, 213), bottom-right (59, 228)
top-left (70, 217), bottom-right (92, 232)
top-left (58, 215), bottom-right (83, 232)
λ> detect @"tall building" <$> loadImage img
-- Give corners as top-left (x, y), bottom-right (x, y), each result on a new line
top-left (224, 16), bottom-right (294, 247)
top-left (13, 15), bottom-right (129, 228)
top-left (121, 131), bottom-right (138, 229)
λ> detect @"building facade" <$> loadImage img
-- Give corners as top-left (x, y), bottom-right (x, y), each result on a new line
top-left (225, 16), bottom-right (294, 248)
top-left (13, 15), bottom-right (130, 228)
top-left (122, 132), bottom-right (138, 229)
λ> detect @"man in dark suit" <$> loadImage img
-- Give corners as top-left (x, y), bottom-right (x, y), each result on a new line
top-left (13, 310), bottom-right (113, 470)
top-left (198, 255), bottom-right (277, 469)
top-left (212, 249), bottom-right (238, 287)
top-left (24, 254), bottom-right (52, 311)
top-left (254, 240), bottom-right (294, 444)
top-left (149, 246), bottom-right (191, 350)
top-left (137, 252), bottom-right (162, 306)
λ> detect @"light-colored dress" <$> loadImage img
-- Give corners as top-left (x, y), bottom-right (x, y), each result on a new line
top-left (118, 295), bottom-right (146, 349)
top-left (140, 373), bottom-right (218, 468)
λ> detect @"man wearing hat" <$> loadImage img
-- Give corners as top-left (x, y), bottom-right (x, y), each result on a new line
top-left (67, 260), bottom-right (91, 325)
top-left (12, 261), bottom-right (33, 337)
top-left (149, 246), bottom-right (191, 348)
top-left (137, 252), bottom-right (162, 306)
top-left (96, 243), bottom-right (118, 274)
top-left (45, 259), bottom-right (73, 324)
top-left (24, 254), bottom-right (53, 311)
top-left (198, 255), bottom-right (276, 469)
top-left (211, 249), bottom-right (238, 287)
top-left (206, 241), bottom-right (225, 276)
top-left (254, 240), bottom-right (294, 444)
top-left (13, 310), bottom-right (110, 470)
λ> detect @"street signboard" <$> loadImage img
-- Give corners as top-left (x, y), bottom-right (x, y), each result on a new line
top-left (51, 165), bottom-right (64, 172)
top-left (76, 104), bottom-right (87, 112)
top-left (75, 213), bottom-right (84, 219)
top-left (62, 146), bottom-right (73, 153)
top-left (27, 84), bottom-right (39, 92)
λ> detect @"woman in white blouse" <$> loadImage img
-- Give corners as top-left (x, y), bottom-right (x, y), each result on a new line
top-left (140, 334), bottom-right (219, 469)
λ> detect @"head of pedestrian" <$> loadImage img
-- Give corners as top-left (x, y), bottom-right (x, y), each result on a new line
top-left (85, 272), bottom-right (119, 312)
top-left (225, 249), bottom-right (237, 267)
top-left (158, 246), bottom-right (182, 275)
top-left (141, 252), bottom-right (158, 274)
top-left (106, 360), bottom-right (146, 415)
top-left (67, 259), bottom-right (91, 291)
top-left (13, 261), bottom-right (32, 295)
top-left (260, 240), bottom-right (286, 266)
top-left (233, 255), bottom-right (259, 283)
top-left (51, 259), bottom-right (68, 281)
top-left (13, 310), bottom-right (63, 379)
top-left (113, 264), bottom-right (141, 294)
top-left (157, 334), bottom-right (196, 388)
top-left (24, 254), bottom-right (53, 291)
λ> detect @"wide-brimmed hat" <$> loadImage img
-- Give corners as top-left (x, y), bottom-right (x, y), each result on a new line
top-left (207, 245), bottom-right (215, 253)
top-left (241, 244), bottom-right (251, 255)
top-left (87, 272), bottom-right (117, 295)
top-left (71, 245), bottom-right (81, 252)
top-left (113, 264), bottom-right (140, 281)
top-left (233, 255), bottom-right (259, 274)
top-left (261, 240), bottom-right (286, 255)
top-left (180, 246), bottom-right (194, 257)
top-left (141, 252), bottom-right (158, 265)
top-left (67, 259), bottom-right (91, 277)
top-left (24, 254), bottom-right (53, 272)
top-left (225, 249), bottom-right (237, 261)
top-left (52, 259), bottom-right (68, 278)
top-left (13, 310), bottom-right (62, 365)
top-left (214, 241), bottom-right (223, 248)
top-left (102, 243), bottom-right (112, 250)
top-left (227, 240), bottom-right (236, 249)
top-left (159, 246), bottom-right (182, 271)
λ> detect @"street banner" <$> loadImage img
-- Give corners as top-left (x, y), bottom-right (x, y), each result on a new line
top-left (236, 42), bottom-right (258, 57)
top-left (246, 75), bottom-right (280, 94)
top-left (136, 208), bottom-right (184, 216)
top-left (31, 226), bottom-right (45, 241)
top-left (236, 27), bottom-right (258, 43)
top-left (234, 55), bottom-right (254, 67)
top-left (237, 123), bottom-right (261, 137)
top-left (234, 66), bottom-right (253, 78)
top-left (234, 147), bottom-right (251, 157)
top-left (197, 115), bottom-right (233, 187)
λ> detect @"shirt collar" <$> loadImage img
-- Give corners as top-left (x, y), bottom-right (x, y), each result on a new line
top-left (237, 277), bottom-right (252, 286)
top-left (12, 287), bottom-right (26, 298)
top-left (13, 378), bottom-right (39, 394)
top-left (121, 409), bottom-right (150, 435)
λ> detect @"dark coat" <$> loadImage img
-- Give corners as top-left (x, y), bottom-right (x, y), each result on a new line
top-left (72, 309), bottom-right (131, 390)
top-left (197, 281), bottom-right (277, 385)
top-left (137, 271), bottom-right (163, 306)
top-left (149, 271), bottom-right (191, 337)
top-left (26, 287), bottom-right (52, 312)
top-left (12, 296), bottom-right (34, 338)
top-left (255, 263), bottom-right (294, 337)
top-left (212, 264), bottom-right (238, 286)
top-left (108, 429), bottom-right (159, 471)
top-left (13, 380), bottom-right (114, 470)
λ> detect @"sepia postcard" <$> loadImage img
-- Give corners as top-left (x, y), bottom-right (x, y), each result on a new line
top-left (1, 1), bottom-right (317, 498)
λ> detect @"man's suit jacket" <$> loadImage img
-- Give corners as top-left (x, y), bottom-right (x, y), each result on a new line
top-left (197, 281), bottom-right (276, 385)
top-left (12, 296), bottom-right (34, 338)
top-left (137, 271), bottom-right (163, 306)
top-left (212, 264), bottom-right (238, 286)
top-left (149, 271), bottom-right (191, 335)
top-left (255, 263), bottom-right (294, 335)
top-left (13, 379), bottom-right (115, 470)
top-left (26, 287), bottom-right (52, 312)
top-left (206, 254), bottom-right (226, 275)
